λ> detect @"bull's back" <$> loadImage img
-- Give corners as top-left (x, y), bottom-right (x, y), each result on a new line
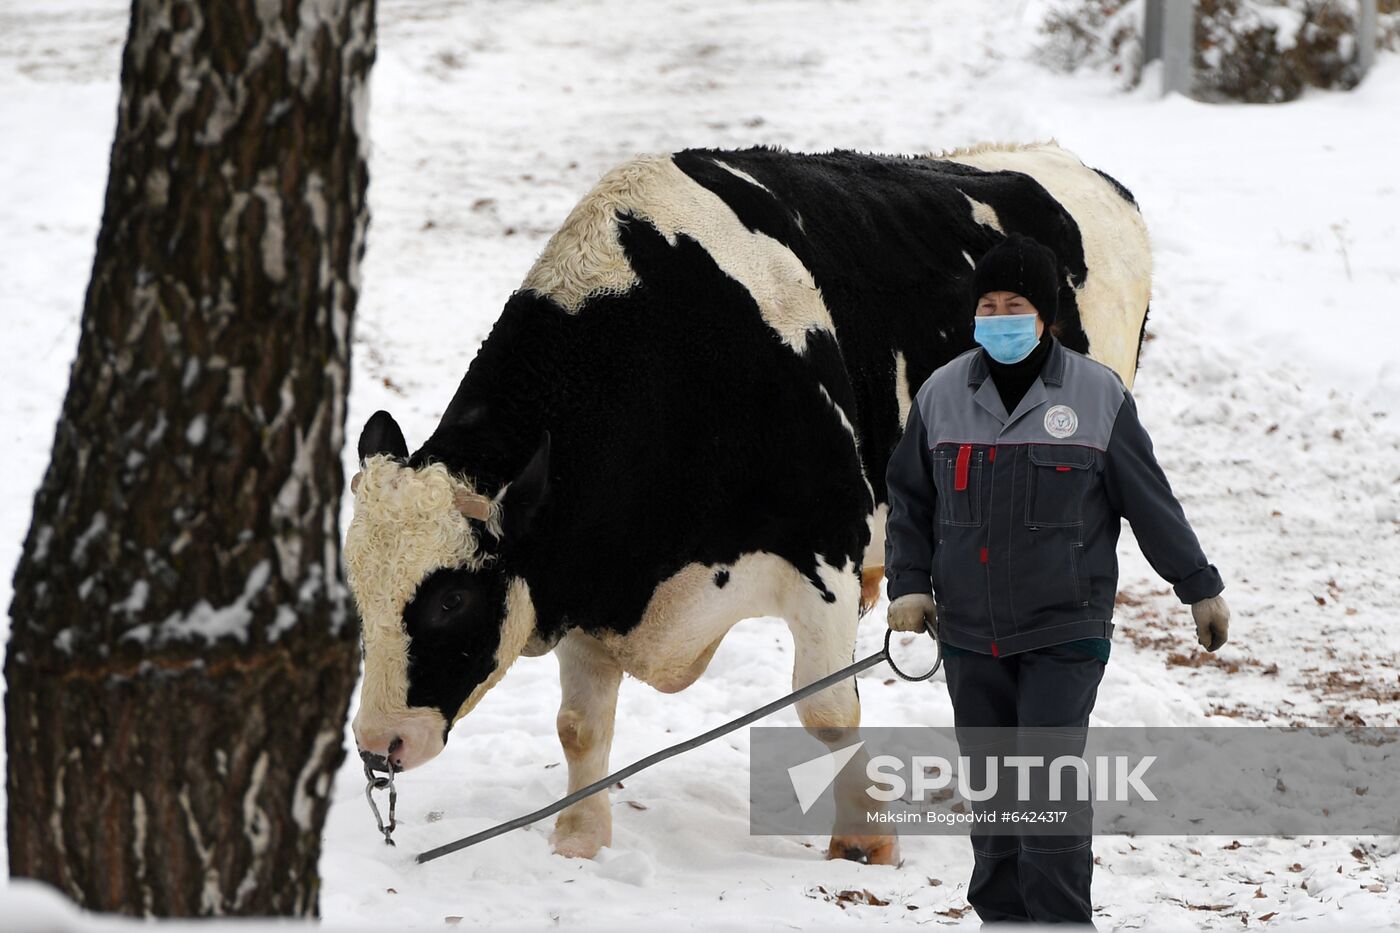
top-left (641, 145), bottom-right (1149, 507)
top-left (441, 145), bottom-right (1148, 636)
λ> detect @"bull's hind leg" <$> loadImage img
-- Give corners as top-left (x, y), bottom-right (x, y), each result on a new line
top-left (859, 503), bottom-right (888, 616)
top-left (859, 565), bottom-right (884, 616)
top-left (782, 559), bottom-right (900, 867)
top-left (550, 629), bottom-right (623, 859)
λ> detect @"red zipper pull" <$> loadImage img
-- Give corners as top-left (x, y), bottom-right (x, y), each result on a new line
top-left (954, 444), bottom-right (972, 491)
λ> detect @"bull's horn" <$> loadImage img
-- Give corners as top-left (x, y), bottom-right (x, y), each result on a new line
top-left (454, 488), bottom-right (492, 522)
top-left (351, 472), bottom-right (363, 494)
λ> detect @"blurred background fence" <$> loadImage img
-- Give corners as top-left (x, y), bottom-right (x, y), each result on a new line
top-left (1038, 0), bottom-right (1396, 100)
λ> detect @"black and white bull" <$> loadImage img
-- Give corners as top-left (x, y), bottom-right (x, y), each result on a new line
top-left (344, 142), bottom-right (1151, 863)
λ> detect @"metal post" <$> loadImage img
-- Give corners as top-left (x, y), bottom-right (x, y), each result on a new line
top-left (1160, 0), bottom-right (1195, 97)
top-left (1143, 0), bottom-right (1165, 64)
top-left (1358, 0), bottom-right (1378, 77)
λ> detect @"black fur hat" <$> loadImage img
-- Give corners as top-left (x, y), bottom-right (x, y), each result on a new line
top-left (970, 233), bottom-right (1060, 326)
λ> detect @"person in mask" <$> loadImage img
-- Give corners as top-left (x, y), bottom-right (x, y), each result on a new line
top-left (882, 232), bottom-right (1230, 925)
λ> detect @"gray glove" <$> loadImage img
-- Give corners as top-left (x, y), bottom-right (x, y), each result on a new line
top-left (1191, 594), bottom-right (1230, 652)
top-left (887, 593), bottom-right (937, 634)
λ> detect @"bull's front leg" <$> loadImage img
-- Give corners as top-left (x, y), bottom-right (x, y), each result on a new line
top-left (785, 562), bottom-right (901, 866)
top-left (550, 629), bottom-right (623, 859)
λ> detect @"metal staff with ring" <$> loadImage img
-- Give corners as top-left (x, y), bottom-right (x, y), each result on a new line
top-left (362, 623), bottom-right (941, 861)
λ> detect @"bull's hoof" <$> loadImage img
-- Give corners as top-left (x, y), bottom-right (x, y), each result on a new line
top-left (550, 810), bottom-right (610, 859)
top-left (551, 832), bottom-right (606, 859)
top-left (826, 833), bottom-right (901, 866)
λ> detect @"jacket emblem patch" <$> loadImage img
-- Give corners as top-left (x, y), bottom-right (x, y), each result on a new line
top-left (1044, 404), bottom-right (1079, 438)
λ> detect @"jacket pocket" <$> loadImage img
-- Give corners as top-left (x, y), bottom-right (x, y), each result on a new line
top-left (1015, 529), bottom-right (1088, 611)
top-left (1025, 444), bottom-right (1094, 528)
top-left (933, 445), bottom-right (984, 527)
top-left (1070, 541), bottom-right (1089, 607)
top-left (933, 530), bottom-right (986, 615)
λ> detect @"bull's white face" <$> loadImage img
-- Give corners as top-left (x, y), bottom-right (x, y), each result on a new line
top-left (344, 414), bottom-right (550, 772)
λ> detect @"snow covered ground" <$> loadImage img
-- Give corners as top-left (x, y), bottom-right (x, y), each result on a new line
top-left (2, 0), bottom-right (1399, 928)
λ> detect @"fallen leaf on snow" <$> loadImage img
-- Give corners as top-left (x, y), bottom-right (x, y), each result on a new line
top-left (805, 885), bottom-right (891, 909)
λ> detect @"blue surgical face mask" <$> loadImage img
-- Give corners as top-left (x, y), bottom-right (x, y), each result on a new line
top-left (974, 313), bottom-right (1040, 363)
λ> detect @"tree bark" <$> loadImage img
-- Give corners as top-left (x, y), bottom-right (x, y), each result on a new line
top-left (5, 0), bottom-right (375, 916)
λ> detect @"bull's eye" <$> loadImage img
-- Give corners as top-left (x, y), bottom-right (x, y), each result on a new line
top-left (404, 567), bottom-right (492, 645)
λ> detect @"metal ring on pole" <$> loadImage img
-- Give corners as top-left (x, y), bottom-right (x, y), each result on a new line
top-left (883, 623), bottom-right (942, 682)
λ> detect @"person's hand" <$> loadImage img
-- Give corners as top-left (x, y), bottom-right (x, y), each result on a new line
top-left (1191, 594), bottom-right (1230, 652)
top-left (887, 593), bottom-right (938, 635)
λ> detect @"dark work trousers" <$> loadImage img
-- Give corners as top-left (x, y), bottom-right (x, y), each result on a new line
top-left (943, 643), bottom-right (1106, 926)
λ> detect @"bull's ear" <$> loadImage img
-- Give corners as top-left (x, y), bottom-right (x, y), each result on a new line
top-left (497, 431), bottom-right (550, 543)
top-left (358, 410), bottom-right (409, 462)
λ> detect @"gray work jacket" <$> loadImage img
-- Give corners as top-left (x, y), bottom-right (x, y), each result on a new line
top-left (884, 337), bottom-right (1223, 657)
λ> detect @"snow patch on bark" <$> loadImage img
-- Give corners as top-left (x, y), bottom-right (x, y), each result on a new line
top-left (268, 605), bottom-right (298, 641)
top-left (131, 791), bottom-right (154, 914)
top-left (292, 729), bottom-right (340, 831)
top-left (32, 524), bottom-right (53, 562)
top-left (146, 411), bottom-right (167, 445)
top-left (185, 414), bottom-right (207, 446)
top-left (125, 561), bottom-right (272, 646)
top-left (241, 751), bottom-right (271, 859)
top-left (252, 170), bottom-right (287, 283)
top-left (177, 786), bottom-right (222, 915)
top-left (113, 579), bottom-right (149, 615)
top-left (71, 511), bottom-right (106, 563)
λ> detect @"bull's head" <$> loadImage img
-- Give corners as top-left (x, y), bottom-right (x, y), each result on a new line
top-left (344, 410), bottom-right (550, 771)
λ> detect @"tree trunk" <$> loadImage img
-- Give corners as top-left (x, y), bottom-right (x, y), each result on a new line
top-left (5, 0), bottom-right (375, 916)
